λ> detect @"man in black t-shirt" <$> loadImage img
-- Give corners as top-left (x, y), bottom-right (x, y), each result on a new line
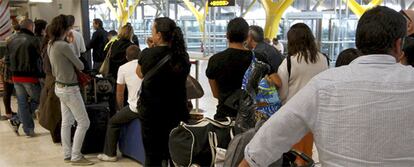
top-left (246, 25), bottom-right (283, 88)
top-left (206, 17), bottom-right (252, 120)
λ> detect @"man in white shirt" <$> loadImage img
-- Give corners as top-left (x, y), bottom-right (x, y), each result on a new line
top-left (97, 45), bottom-right (142, 162)
top-left (66, 15), bottom-right (86, 58)
top-left (240, 6), bottom-right (414, 167)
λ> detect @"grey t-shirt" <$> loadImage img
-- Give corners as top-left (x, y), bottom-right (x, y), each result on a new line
top-left (48, 40), bottom-right (84, 84)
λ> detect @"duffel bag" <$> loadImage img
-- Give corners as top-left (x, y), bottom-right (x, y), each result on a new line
top-left (169, 117), bottom-right (234, 167)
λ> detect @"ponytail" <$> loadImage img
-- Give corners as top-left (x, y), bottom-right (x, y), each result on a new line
top-left (170, 26), bottom-right (187, 58)
top-left (154, 17), bottom-right (188, 59)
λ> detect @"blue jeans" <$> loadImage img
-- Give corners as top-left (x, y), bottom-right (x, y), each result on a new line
top-left (14, 82), bottom-right (40, 135)
top-left (55, 85), bottom-right (90, 161)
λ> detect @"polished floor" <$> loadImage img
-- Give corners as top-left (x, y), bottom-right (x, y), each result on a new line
top-left (0, 60), bottom-right (319, 167)
top-left (0, 60), bottom-right (216, 167)
top-left (0, 98), bottom-right (142, 167)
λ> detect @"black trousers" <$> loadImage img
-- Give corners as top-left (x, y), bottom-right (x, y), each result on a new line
top-left (103, 106), bottom-right (140, 156)
top-left (142, 118), bottom-right (178, 167)
top-left (3, 81), bottom-right (14, 115)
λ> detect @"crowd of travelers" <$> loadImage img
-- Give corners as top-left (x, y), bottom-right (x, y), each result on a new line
top-left (2, 5), bottom-right (414, 167)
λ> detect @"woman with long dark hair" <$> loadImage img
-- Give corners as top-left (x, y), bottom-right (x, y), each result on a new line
top-left (277, 23), bottom-right (328, 165)
top-left (47, 15), bottom-right (93, 166)
top-left (38, 26), bottom-right (63, 143)
top-left (136, 17), bottom-right (190, 166)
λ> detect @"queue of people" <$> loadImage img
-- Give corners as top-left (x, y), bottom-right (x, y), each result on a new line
top-left (2, 5), bottom-right (414, 167)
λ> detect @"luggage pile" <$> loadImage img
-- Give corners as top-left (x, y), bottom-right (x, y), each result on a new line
top-left (79, 71), bottom-right (112, 154)
top-left (169, 56), bottom-right (315, 167)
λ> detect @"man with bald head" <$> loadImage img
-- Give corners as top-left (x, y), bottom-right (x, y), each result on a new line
top-left (5, 18), bottom-right (42, 137)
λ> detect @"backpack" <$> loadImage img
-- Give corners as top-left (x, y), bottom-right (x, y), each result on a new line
top-left (223, 120), bottom-right (264, 167)
top-left (224, 119), bottom-right (315, 167)
top-left (230, 52), bottom-right (270, 135)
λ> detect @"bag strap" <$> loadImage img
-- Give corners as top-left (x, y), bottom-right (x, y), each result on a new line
top-left (143, 54), bottom-right (171, 81)
top-left (103, 44), bottom-right (113, 61)
top-left (208, 132), bottom-right (217, 167)
top-left (287, 55), bottom-right (291, 79)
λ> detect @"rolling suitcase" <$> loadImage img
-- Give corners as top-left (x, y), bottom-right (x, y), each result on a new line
top-left (81, 102), bottom-right (110, 154)
top-left (80, 71), bottom-right (111, 154)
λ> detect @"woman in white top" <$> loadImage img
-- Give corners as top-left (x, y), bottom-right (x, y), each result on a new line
top-left (277, 23), bottom-right (328, 165)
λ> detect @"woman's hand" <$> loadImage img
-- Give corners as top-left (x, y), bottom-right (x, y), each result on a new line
top-left (147, 37), bottom-right (155, 48)
top-left (66, 31), bottom-right (74, 43)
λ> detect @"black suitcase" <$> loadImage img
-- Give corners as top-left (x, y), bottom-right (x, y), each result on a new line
top-left (81, 102), bottom-right (110, 154)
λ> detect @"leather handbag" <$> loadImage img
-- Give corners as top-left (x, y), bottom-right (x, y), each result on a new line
top-left (186, 75), bottom-right (204, 99)
top-left (76, 69), bottom-right (92, 87)
top-left (99, 46), bottom-right (112, 76)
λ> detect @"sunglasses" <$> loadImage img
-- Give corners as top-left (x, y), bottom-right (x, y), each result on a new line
top-left (400, 10), bottom-right (412, 22)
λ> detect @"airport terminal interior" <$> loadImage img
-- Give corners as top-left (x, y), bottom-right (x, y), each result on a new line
top-left (0, 0), bottom-right (413, 166)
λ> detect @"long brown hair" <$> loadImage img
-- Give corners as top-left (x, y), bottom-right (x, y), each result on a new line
top-left (287, 23), bottom-right (319, 64)
top-left (154, 17), bottom-right (187, 58)
top-left (48, 15), bottom-right (70, 45)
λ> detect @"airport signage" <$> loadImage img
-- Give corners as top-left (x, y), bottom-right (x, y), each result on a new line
top-left (208, 0), bottom-right (235, 7)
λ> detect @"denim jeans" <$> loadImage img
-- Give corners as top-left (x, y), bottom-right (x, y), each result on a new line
top-left (103, 105), bottom-right (140, 156)
top-left (55, 85), bottom-right (90, 161)
top-left (14, 82), bottom-right (41, 135)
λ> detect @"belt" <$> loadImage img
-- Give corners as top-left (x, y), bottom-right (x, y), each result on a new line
top-left (55, 81), bottom-right (78, 88)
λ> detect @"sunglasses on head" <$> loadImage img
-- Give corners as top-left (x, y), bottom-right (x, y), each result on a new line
top-left (400, 10), bottom-right (412, 22)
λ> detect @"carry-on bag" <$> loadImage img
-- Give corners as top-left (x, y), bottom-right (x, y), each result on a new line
top-left (169, 117), bottom-right (234, 167)
top-left (81, 102), bottom-right (110, 154)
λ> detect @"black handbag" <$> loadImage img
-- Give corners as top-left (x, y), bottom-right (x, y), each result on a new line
top-left (169, 117), bottom-right (234, 167)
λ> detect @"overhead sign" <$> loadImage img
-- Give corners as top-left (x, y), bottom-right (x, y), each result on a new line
top-left (208, 0), bottom-right (235, 7)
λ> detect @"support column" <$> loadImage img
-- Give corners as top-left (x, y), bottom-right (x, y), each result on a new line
top-left (81, 0), bottom-right (91, 68)
top-left (342, 0), bottom-right (383, 18)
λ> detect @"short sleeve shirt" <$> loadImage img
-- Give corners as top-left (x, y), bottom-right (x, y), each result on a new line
top-left (117, 60), bottom-right (142, 112)
top-left (138, 46), bottom-right (191, 122)
top-left (254, 42), bottom-right (283, 74)
top-left (206, 48), bottom-right (252, 119)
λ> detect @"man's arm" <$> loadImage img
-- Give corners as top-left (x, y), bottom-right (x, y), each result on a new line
top-left (116, 84), bottom-right (126, 110)
top-left (242, 78), bottom-right (319, 167)
top-left (136, 64), bottom-right (143, 79)
top-left (208, 79), bottom-right (219, 99)
top-left (116, 67), bottom-right (126, 110)
top-left (268, 73), bottom-right (282, 88)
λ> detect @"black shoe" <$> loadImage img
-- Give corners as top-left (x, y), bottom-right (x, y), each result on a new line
top-left (8, 119), bottom-right (20, 136)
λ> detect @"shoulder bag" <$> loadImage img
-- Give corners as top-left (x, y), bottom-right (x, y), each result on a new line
top-left (99, 46), bottom-right (112, 77)
top-left (76, 69), bottom-right (91, 88)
